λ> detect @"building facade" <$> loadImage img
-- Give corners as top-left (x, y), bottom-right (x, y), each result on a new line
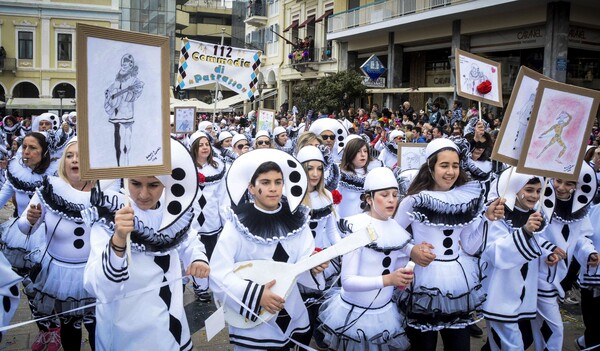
top-left (0, 0), bottom-right (120, 116)
top-left (325, 0), bottom-right (600, 114)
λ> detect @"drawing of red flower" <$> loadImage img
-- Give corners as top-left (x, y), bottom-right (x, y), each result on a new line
top-left (198, 172), bottom-right (206, 184)
top-left (476, 80), bottom-right (492, 95)
top-left (331, 189), bottom-right (342, 205)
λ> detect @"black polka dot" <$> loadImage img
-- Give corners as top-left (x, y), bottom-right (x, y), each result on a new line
top-left (168, 201), bottom-right (182, 215)
top-left (443, 229), bottom-right (453, 236)
top-left (9, 285), bottom-right (18, 296)
top-left (443, 238), bottom-right (453, 248)
top-left (583, 174), bottom-right (592, 183)
top-left (337, 136), bottom-right (344, 141)
top-left (338, 142), bottom-right (344, 148)
top-left (383, 250), bottom-right (391, 255)
top-left (73, 227), bottom-right (85, 236)
top-left (544, 199), bottom-right (553, 208)
top-left (171, 184), bottom-right (185, 197)
top-left (309, 222), bottom-right (318, 229)
top-left (337, 129), bottom-right (343, 134)
top-left (382, 256), bottom-right (391, 268)
top-left (311, 230), bottom-right (316, 238)
top-left (545, 187), bottom-right (553, 196)
top-left (287, 160), bottom-right (297, 168)
top-left (582, 185), bottom-right (591, 193)
top-left (172, 168), bottom-right (186, 181)
top-left (578, 195), bottom-right (588, 204)
top-left (73, 239), bottom-right (85, 249)
top-left (289, 171), bottom-right (301, 183)
top-left (49, 116), bottom-right (55, 120)
top-left (444, 249), bottom-right (454, 255)
top-left (382, 269), bottom-right (390, 275)
top-left (3, 296), bottom-right (10, 313)
top-left (291, 185), bottom-right (303, 197)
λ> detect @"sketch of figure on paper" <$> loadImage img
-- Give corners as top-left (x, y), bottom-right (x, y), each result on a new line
top-left (512, 93), bottom-right (536, 150)
top-left (463, 63), bottom-right (488, 95)
top-left (536, 111), bottom-right (573, 163)
top-left (104, 54), bottom-right (145, 166)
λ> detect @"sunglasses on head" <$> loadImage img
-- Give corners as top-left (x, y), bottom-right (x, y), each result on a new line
top-left (236, 143), bottom-right (248, 149)
top-left (321, 134), bottom-right (336, 141)
top-left (256, 140), bottom-right (271, 146)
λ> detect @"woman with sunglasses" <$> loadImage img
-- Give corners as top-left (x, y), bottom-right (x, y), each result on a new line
top-left (223, 133), bottom-right (250, 168)
top-left (337, 135), bottom-right (383, 218)
top-left (253, 130), bottom-right (272, 149)
top-left (296, 132), bottom-right (340, 191)
top-left (187, 131), bottom-right (228, 302)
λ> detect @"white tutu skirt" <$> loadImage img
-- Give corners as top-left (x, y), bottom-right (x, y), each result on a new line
top-left (26, 254), bottom-right (95, 317)
top-left (0, 218), bottom-right (46, 272)
top-left (318, 289), bottom-right (410, 351)
top-left (396, 254), bottom-right (485, 331)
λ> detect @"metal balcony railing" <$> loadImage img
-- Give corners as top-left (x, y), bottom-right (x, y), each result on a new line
top-left (246, 1), bottom-right (266, 17)
top-left (328, 0), bottom-right (472, 33)
top-left (0, 58), bottom-right (16, 72)
top-left (288, 47), bottom-right (334, 65)
top-left (183, 0), bottom-right (232, 9)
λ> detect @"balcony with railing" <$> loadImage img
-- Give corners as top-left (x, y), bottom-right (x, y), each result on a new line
top-left (327, 0), bottom-right (473, 34)
top-left (182, 0), bottom-right (233, 9)
top-left (288, 47), bottom-right (335, 72)
top-left (245, 1), bottom-right (267, 27)
top-left (0, 58), bottom-right (17, 73)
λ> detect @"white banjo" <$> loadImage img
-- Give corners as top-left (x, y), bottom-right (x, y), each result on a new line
top-left (222, 226), bottom-right (377, 329)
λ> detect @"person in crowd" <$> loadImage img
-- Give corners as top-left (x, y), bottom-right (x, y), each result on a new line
top-left (319, 167), bottom-right (413, 350)
top-left (84, 138), bottom-right (209, 350)
top-left (209, 149), bottom-right (328, 350)
top-left (0, 132), bottom-right (61, 350)
top-left (19, 138), bottom-right (107, 351)
top-left (253, 130), bottom-right (272, 149)
top-left (337, 135), bottom-right (383, 218)
top-left (576, 199), bottom-right (600, 350)
top-left (295, 145), bottom-right (341, 349)
top-left (532, 162), bottom-right (598, 351)
top-left (187, 132), bottom-right (228, 302)
top-left (479, 168), bottom-right (554, 350)
top-left (394, 138), bottom-right (503, 351)
top-left (214, 130), bottom-right (233, 159)
top-left (375, 129), bottom-right (404, 169)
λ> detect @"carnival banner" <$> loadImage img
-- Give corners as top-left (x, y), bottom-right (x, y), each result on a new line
top-left (176, 38), bottom-right (262, 102)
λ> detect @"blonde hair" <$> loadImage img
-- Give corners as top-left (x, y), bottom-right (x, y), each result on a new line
top-left (58, 142), bottom-right (95, 186)
top-left (301, 160), bottom-right (331, 208)
top-left (295, 132), bottom-right (323, 154)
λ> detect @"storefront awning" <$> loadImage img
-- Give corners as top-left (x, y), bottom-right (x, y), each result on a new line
top-left (298, 15), bottom-right (316, 28)
top-left (283, 20), bottom-right (299, 32)
top-left (5, 97), bottom-right (76, 110)
top-left (315, 10), bottom-right (333, 23)
top-left (366, 86), bottom-right (455, 94)
top-left (216, 88), bottom-right (276, 110)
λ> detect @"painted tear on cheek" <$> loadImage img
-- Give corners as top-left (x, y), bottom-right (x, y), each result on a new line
top-left (258, 189), bottom-right (262, 195)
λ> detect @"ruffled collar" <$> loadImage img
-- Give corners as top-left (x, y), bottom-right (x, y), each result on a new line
top-left (37, 176), bottom-right (91, 220)
top-left (224, 201), bottom-right (310, 244)
top-left (386, 143), bottom-right (398, 155)
top-left (340, 169), bottom-right (366, 191)
top-left (2, 123), bottom-right (19, 134)
top-left (503, 205), bottom-right (548, 233)
top-left (466, 159), bottom-right (492, 181)
top-left (197, 159), bottom-right (226, 186)
top-left (341, 213), bottom-right (411, 252)
top-left (324, 163), bottom-right (339, 191)
top-left (408, 181), bottom-right (484, 227)
top-left (6, 157), bottom-right (44, 194)
top-left (83, 188), bottom-right (194, 253)
top-left (553, 197), bottom-right (589, 223)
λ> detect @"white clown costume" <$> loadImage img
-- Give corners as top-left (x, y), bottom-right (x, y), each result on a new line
top-left (0, 251), bottom-right (21, 343)
top-left (394, 139), bottom-right (487, 332)
top-left (318, 167), bottom-right (412, 351)
top-left (210, 149), bottom-right (324, 350)
top-left (374, 129), bottom-right (404, 170)
top-left (337, 135), bottom-right (384, 218)
top-left (83, 138), bottom-right (208, 351)
top-left (479, 168), bottom-right (555, 350)
top-left (532, 162), bottom-right (598, 351)
top-left (187, 131), bottom-right (229, 296)
top-left (0, 138), bottom-right (59, 273)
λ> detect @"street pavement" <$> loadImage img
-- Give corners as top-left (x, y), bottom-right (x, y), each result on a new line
top-left (0, 202), bottom-right (587, 350)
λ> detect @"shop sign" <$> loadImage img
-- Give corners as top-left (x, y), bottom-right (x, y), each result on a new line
top-left (362, 77), bottom-right (386, 88)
